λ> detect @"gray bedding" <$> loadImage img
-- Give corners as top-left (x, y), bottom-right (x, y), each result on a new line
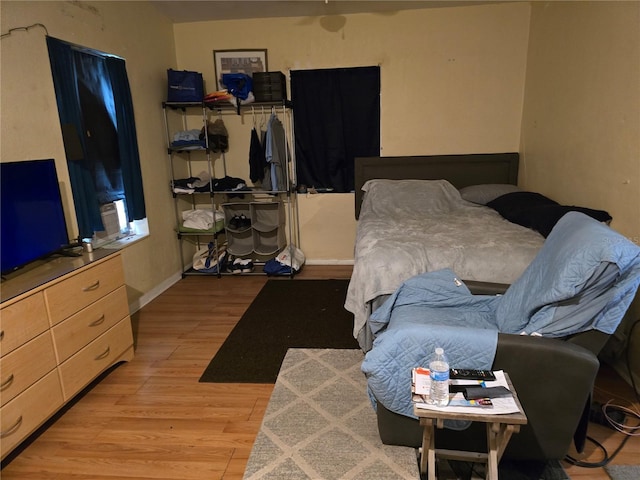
top-left (345, 179), bottom-right (545, 349)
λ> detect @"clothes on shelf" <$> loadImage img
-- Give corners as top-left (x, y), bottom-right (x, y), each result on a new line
top-left (200, 118), bottom-right (229, 152)
top-left (181, 208), bottom-right (224, 230)
top-left (171, 172), bottom-right (249, 195)
top-left (171, 129), bottom-right (205, 149)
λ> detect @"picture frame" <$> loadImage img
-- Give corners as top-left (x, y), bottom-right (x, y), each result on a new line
top-left (213, 49), bottom-right (268, 90)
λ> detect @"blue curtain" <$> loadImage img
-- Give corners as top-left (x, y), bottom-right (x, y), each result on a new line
top-left (106, 56), bottom-right (146, 222)
top-left (46, 36), bottom-right (146, 237)
top-left (46, 36), bottom-right (103, 238)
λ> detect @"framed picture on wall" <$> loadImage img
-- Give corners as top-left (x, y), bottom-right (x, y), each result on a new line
top-left (213, 49), bottom-right (268, 89)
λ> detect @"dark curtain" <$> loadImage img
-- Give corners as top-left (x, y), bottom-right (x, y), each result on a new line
top-left (47, 36), bottom-right (146, 237)
top-left (75, 53), bottom-right (124, 205)
top-left (106, 56), bottom-right (146, 221)
top-left (291, 66), bottom-right (380, 192)
top-left (46, 36), bottom-right (103, 238)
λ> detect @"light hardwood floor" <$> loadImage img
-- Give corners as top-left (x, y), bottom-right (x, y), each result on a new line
top-left (2, 265), bottom-right (638, 479)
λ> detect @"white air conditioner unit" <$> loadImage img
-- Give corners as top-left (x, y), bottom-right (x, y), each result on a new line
top-left (94, 199), bottom-right (128, 241)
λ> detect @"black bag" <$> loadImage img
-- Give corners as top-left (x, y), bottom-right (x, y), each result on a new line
top-left (167, 69), bottom-right (204, 102)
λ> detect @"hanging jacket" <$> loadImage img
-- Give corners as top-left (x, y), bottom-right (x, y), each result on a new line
top-left (263, 114), bottom-right (288, 192)
top-left (248, 127), bottom-right (266, 183)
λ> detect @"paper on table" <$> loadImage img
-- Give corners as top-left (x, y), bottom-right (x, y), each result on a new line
top-left (414, 370), bottom-right (522, 414)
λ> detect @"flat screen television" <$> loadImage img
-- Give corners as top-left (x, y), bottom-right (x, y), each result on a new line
top-left (1, 159), bottom-right (72, 275)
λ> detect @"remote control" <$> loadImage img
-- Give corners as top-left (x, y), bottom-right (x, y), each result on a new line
top-left (449, 369), bottom-right (496, 381)
top-left (463, 386), bottom-right (511, 400)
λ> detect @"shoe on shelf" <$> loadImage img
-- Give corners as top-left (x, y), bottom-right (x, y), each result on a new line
top-left (228, 215), bottom-right (240, 230)
top-left (232, 257), bottom-right (244, 274)
top-left (225, 254), bottom-right (235, 272)
top-left (240, 259), bottom-right (254, 273)
top-left (238, 214), bottom-right (251, 230)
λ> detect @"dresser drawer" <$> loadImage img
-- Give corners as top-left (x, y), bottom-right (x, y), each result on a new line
top-left (51, 286), bottom-right (129, 363)
top-left (45, 256), bottom-right (125, 326)
top-left (58, 318), bottom-right (133, 400)
top-left (0, 370), bottom-right (63, 460)
top-left (0, 292), bottom-right (49, 357)
top-left (0, 331), bottom-right (57, 407)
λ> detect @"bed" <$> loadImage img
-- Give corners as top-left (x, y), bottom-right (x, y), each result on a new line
top-left (345, 153), bottom-right (545, 351)
top-left (359, 212), bottom-right (640, 460)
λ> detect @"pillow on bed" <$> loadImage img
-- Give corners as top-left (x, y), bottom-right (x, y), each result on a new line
top-left (459, 184), bottom-right (522, 205)
top-left (361, 179), bottom-right (463, 216)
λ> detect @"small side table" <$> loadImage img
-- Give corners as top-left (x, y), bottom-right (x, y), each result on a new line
top-left (414, 373), bottom-right (527, 480)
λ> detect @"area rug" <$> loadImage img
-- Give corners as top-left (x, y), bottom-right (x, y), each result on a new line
top-left (199, 279), bottom-right (358, 383)
top-left (605, 465), bottom-right (640, 480)
top-left (242, 348), bottom-right (421, 479)
top-left (244, 348), bottom-right (571, 480)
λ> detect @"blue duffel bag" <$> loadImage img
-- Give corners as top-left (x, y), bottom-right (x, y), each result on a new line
top-left (167, 69), bottom-right (204, 102)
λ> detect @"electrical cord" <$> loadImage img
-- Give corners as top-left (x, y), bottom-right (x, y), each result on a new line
top-left (565, 318), bottom-right (640, 468)
top-left (1, 23), bottom-right (48, 39)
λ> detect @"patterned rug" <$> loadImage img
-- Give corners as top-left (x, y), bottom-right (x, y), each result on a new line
top-left (605, 465), bottom-right (640, 480)
top-left (243, 348), bottom-right (420, 479)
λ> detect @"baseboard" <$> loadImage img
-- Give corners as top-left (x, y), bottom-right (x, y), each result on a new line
top-left (128, 270), bottom-right (183, 314)
top-left (305, 259), bottom-right (354, 265)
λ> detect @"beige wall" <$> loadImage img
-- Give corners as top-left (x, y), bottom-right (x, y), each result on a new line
top-left (520, 1), bottom-right (640, 382)
top-left (3, 1), bottom-right (637, 344)
top-left (0, 1), bottom-right (180, 307)
top-left (172, 2), bottom-right (532, 260)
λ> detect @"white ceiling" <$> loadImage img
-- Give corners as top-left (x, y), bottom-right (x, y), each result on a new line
top-left (151, 1), bottom-right (497, 23)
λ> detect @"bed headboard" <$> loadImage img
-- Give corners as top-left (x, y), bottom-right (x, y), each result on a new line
top-left (354, 152), bottom-right (519, 218)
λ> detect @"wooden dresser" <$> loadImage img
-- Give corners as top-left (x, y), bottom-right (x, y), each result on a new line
top-left (0, 250), bottom-right (134, 460)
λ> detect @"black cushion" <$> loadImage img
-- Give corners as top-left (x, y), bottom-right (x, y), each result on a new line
top-left (487, 192), bottom-right (612, 237)
top-left (486, 191), bottom-right (559, 223)
top-left (515, 205), bottom-right (612, 237)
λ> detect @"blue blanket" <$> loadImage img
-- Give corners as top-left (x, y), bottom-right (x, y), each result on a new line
top-left (362, 213), bottom-right (640, 419)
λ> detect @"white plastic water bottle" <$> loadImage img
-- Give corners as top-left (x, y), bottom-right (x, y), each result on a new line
top-left (428, 347), bottom-right (450, 406)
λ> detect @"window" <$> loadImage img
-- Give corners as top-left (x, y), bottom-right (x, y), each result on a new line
top-left (46, 36), bottom-right (146, 243)
top-left (291, 66), bottom-right (380, 193)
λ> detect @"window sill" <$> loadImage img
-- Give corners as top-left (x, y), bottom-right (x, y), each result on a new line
top-left (98, 231), bottom-right (148, 250)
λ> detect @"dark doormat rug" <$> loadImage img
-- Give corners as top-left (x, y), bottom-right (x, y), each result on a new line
top-left (199, 279), bottom-right (359, 383)
top-left (439, 458), bottom-right (570, 479)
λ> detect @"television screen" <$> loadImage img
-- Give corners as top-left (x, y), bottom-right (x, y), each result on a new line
top-left (1, 159), bottom-right (71, 275)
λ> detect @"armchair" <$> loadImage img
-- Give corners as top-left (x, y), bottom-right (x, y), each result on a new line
top-left (362, 212), bottom-right (640, 461)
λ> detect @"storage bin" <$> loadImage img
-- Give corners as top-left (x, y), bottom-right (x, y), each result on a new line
top-left (253, 72), bottom-right (287, 102)
top-left (250, 202), bottom-right (284, 232)
top-left (222, 203), bottom-right (251, 232)
top-left (227, 229), bottom-right (254, 256)
top-left (253, 228), bottom-right (286, 256)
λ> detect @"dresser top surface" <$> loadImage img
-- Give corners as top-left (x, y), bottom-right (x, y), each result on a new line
top-left (1, 249), bottom-right (119, 304)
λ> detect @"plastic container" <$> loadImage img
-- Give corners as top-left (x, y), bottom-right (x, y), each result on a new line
top-left (428, 347), bottom-right (450, 406)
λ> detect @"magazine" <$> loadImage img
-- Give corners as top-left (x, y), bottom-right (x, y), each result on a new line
top-left (411, 368), bottom-right (522, 414)
top-left (411, 367), bottom-right (493, 408)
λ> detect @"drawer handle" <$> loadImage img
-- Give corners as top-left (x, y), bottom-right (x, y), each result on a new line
top-left (82, 280), bottom-right (100, 292)
top-left (0, 330), bottom-right (4, 341)
top-left (0, 374), bottom-right (15, 391)
top-left (0, 415), bottom-right (23, 438)
top-left (95, 346), bottom-right (111, 360)
top-left (89, 314), bottom-right (106, 327)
